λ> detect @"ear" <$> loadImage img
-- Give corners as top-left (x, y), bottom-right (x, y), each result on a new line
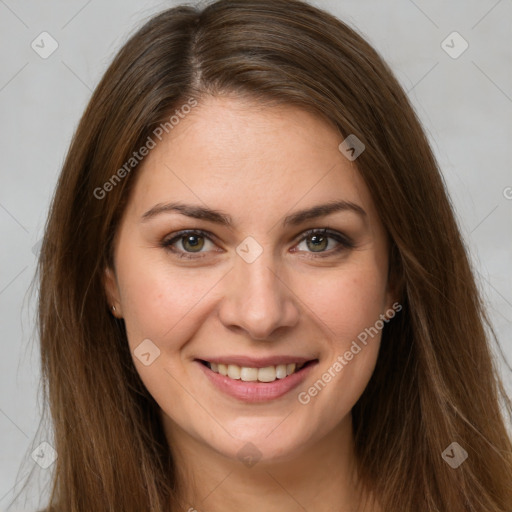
top-left (103, 266), bottom-right (122, 317)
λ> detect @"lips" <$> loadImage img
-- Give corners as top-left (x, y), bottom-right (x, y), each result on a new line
top-left (195, 357), bottom-right (319, 402)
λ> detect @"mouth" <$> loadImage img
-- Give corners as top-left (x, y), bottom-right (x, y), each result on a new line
top-left (196, 357), bottom-right (318, 402)
top-left (197, 359), bottom-right (316, 383)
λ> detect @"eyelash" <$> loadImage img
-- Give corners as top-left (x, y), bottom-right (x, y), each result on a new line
top-left (161, 228), bottom-right (355, 260)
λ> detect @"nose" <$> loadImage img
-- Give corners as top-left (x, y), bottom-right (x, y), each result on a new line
top-left (217, 249), bottom-right (300, 340)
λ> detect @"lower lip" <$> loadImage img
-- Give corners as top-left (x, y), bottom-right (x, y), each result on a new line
top-left (195, 360), bottom-right (318, 403)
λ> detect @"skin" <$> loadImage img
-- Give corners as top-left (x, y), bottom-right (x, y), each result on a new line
top-left (104, 95), bottom-right (395, 512)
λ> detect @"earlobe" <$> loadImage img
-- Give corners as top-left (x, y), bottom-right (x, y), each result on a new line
top-left (103, 266), bottom-right (122, 317)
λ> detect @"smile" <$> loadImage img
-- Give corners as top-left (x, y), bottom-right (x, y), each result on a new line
top-left (194, 354), bottom-right (319, 402)
top-left (195, 357), bottom-right (319, 402)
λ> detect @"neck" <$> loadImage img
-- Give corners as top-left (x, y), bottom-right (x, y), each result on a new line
top-left (163, 413), bottom-right (376, 512)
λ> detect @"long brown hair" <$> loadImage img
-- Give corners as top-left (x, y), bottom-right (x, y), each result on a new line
top-left (21, 0), bottom-right (512, 510)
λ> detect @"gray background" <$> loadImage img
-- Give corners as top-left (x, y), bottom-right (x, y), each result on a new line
top-left (0, 0), bottom-right (511, 509)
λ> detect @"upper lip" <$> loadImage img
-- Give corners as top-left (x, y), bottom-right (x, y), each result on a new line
top-left (196, 355), bottom-right (317, 368)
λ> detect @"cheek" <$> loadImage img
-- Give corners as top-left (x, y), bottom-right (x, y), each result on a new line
top-left (116, 248), bottom-right (223, 350)
top-left (293, 262), bottom-right (387, 410)
top-left (114, 253), bottom-right (220, 419)
top-left (302, 261), bottom-right (389, 342)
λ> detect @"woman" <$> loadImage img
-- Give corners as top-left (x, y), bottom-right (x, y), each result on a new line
top-left (26, 0), bottom-right (512, 510)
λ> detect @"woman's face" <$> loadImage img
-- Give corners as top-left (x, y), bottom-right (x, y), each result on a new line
top-left (105, 95), bottom-right (396, 464)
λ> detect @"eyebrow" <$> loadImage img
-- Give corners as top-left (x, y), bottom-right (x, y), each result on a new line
top-left (140, 199), bottom-right (366, 227)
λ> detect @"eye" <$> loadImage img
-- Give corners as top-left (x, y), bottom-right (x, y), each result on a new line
top-left (293, 228), bottom-right (354, 258)
top-left (161, 228), bottom-right (354, 260)
top-left (161, 229), bottom-right (218, 259)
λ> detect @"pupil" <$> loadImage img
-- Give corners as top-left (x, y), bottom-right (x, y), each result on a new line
top-left (308, 234), bottom-right (327, 252)
top-left (184, 235), bottom-right (203, 252)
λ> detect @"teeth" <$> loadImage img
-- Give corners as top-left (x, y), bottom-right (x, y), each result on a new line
top-left (227, 364), bottom-right (241, 379)
top-left (240, 367), bottom-right (258, 381)
top-left (258, 366), bottom-right (276, 382)
top-left (275, 364), bottom-right (287, 379)
top-left (206, 361), bottom-right (304, 382)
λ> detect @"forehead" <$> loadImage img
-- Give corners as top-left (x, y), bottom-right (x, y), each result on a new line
top-left (123, 95), bottom-right (378, 228)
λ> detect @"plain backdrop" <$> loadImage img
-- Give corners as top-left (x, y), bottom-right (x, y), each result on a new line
top-left (0, 0), bottom-right (511, 509)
